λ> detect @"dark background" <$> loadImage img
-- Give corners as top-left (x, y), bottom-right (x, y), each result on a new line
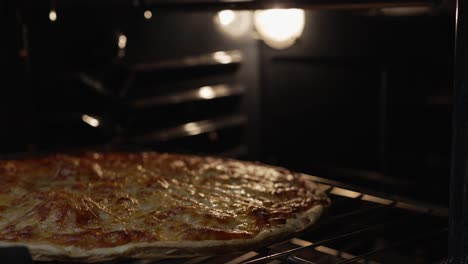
top-left (1, 2), bottom-right (454, 205)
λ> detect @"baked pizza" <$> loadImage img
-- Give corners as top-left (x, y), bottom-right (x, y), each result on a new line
top-left (0, 152), bottom-right (329, 262)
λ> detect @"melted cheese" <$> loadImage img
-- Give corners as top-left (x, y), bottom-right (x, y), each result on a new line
top-left (0, 153), bottom-right (328, 249)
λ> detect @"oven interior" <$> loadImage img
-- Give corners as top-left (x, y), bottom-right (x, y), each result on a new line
top-left (1, 0), bottom-right (454, 263)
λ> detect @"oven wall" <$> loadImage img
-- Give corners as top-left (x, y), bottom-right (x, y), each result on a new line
top-left (2, 4), bottom-right (454, 203)
top-left (259, 10), bottom-right (454, 203)
top-left (2, 3), bottom-right (260, 159)
top-left (1, 1), bottom-right (34, 154)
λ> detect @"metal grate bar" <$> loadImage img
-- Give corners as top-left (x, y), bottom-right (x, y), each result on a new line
top-left (225, 252), bottom-right (259, 264)
top-left (432, 259), bottom-right (448, 264)
top-left (130, 83), bottom-right (244, 108)
top-left (180, 256), bottom-right (212, 264)
top-left (240, 217), bottom-right (416, 264)
top-left (289, 239), bottom-right (381, 264)
top-left (127, 50), bottom-right (242, 72)
top-left (328, 203), bottom-right (393, 222)
top-left (335, 228), bottom-right (448, 264)
top-left (286, 255), bottom-right (315, 264)
top-left (320, 183), bottom-right (447, 217)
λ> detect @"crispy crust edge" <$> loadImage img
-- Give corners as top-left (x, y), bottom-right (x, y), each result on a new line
top-left (0, 172), bottom-right (327, 262)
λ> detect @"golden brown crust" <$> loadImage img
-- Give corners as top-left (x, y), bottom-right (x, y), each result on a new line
top-left (0, 152), bottom-right (329, 262)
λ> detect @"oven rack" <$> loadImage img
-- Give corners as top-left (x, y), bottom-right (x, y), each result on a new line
top-left (5, 174), bottom-right (445, 264)
top-left (126, 175), bottom-right (448, 264)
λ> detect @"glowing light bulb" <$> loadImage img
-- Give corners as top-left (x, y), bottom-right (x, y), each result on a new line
top-left (214, 10), bottom-right (251, 38)
top-left (218, 10), bottom-right (235, 26)
top-left (254, 9), bottom-right (305, 49)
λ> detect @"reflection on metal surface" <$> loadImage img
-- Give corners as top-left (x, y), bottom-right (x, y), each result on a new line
top-left (128, 50), bottom-right (242, 71)
top-left (330, 187), bottom-right (362, 199)
top-left (198, 86), bottom-right (216, 99)
top-left (131, 83), bottom-right (244, 108)
top-left (242, 176), bottom-right (447, 264)
top-left (315, 180), bottom-right (448, 217)
top-left (144, 10), bottom-right (153, 19)
top-left (76, 73), bottom-right (114, 97)
top-left (361, 194), bottom-right (394, 205)
top-left (133, 115), bottom-right (246, 142)
top-left (118, 34), bottom-right (127, 49)
top-left (81, 114), bottom-right (100, 128)
top-left (378, 6), bottom-right (433, 16)
top-left (317, 183), bottom-right (333, 193)
top-left (214, 10), bottom-right (252, 38)
top-left (49, 10), bottom-right (57, 22)
top-left (183, 122), bottom-right (203, 135)
top-left (118, 33), bottom-right (127, 58)
top-left (253, 9), bottom-right (305, 49)
top-left (395, 202), bottom-right (428, 214)
top-left (225, 251), bottom-right (258, 264)
top-left (213, 51), bottom-right (233, 64)
top-left (290, 238), bottom-right (381, 264)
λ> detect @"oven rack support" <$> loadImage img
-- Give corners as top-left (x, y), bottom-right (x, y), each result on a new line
top-left (143, 177), bottom-right (447, 264)
top-left (1, 176), bottom-right (447, 264)
top-left (450, 0), bottom-right (468, 263)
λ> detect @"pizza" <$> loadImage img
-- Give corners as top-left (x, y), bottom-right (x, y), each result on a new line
top-left (0, 152), bottom-right (330, 262)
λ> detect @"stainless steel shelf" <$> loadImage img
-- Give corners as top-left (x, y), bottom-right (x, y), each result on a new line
top-left (126, 50), bottom-right (242, 72)
top-left (132, 114), bottom-right (246, 142)
top-left (130, 83), bottom-right (244, 108)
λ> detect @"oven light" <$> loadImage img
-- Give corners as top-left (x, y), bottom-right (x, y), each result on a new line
top-left (214, 10), bottom-right (251, 38)
top-left (49, 9), bottom-right (57, 22)
top-left (213, 51), bottom-right (232, 64)
top-left (198, 86), bottom-right (215, 99)
top-left (218, 10), bottom-right (235, 26)
top-left (144, 10), bottom-right (153, 20)
top-left (253, 9), bottom-right (305, 49)
top-left (82, 114), bottom-right (100, 128)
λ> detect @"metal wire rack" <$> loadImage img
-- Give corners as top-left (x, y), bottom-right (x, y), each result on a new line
top-left (0, 174), bottom-right (444, 264)
top-left (122, 175), bottom-right (448, 264)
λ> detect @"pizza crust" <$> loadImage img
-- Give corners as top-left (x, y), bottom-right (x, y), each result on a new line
top-left (0, 154), bottom-right (329, 263)
top-left (0, 205), bottom-right (323, 262)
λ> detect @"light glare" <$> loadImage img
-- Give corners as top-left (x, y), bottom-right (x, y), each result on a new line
top-left (214, 10), bottom-right (251, 38)
top-left (218, 10), bottom-right (235, 26)
top-left (254, 9), bottom-right (305, 49)
top-left (198, 86), bottom-right (215, 99)
top-left (213, 51), bottom-right (233, 64)
top-left (82, 114), bottom-right (100, 128)
top-left (183, 122), bottom-right (202, 135)
top-left (144, 10), bottom-right (153, 19)
top-left (49, 10), bottom-right (57, 22)
top-left (118, 34), bottom-right (127, 49)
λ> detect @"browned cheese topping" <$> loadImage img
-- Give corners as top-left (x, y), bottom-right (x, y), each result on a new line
top-left (0, 153), bottom-right (328, 248)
